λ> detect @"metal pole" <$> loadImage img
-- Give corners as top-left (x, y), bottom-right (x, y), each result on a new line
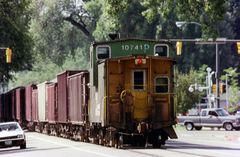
top-left (226, 74), bottom-right (229, 109)
top-left (216, 43), bottom-right (220, 108)
top-left (206, 67), bottom-right (212, 108)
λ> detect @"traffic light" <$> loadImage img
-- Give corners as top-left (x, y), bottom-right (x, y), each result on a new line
top-left (212, 84), bottom-right (216, 94)
top-left (176, 41), bottom-right (182, 55)
top-left (220, 84), bottom-right (226, 94)
top-left (6, 48), bottom-right (12, 63)
top-left (237, 42), bottom-right (240, 54)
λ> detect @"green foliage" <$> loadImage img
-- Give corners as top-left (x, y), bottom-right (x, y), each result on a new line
top-left (220, 67), bottom-right (240, 106)
top-left (10, 0), bottom-right (90, 87)
top-left (141, 0), bottom-right (226, 39)
top-left (30, 0), bottom-right (90, 66)
top-left (10, 47), bottom-right (88, 87)
top-left (175, 67), bottom-right (206, 113)
top-left (0, 0), bottom-right (33, 81)
top-left (106, 0), bottom-right (130, 17)
top-left (92, 0), bottom-right (120, 41)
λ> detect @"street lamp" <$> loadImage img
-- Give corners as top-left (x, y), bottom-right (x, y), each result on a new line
top-left (176, 21), bottom-right (201, 28)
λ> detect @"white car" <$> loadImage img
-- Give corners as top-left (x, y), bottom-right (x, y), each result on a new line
top-left (0, 122), bottom-right (26, 149)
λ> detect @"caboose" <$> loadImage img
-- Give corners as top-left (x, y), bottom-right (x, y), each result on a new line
top-left (88, 38), bottom-right (177, 147)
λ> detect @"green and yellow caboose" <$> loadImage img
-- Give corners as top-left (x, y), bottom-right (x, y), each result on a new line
top-left (88, 38), bottom-right (177, 148)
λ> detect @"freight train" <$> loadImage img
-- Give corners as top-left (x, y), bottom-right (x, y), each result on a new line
top-left (0, 38), bottom-right (177, 148)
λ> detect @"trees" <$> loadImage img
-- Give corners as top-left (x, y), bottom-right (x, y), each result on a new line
top-left (30, 0), bottom-right (91, 66)
top-left (0, 0), bottom-right (32, 81)
top-left (175, 66), bottom-right (208, 114)
top-left (141, 0), bottom-right (226, 39)
top-left (10, 0), bottom-right (91, 87)
top-left (220, 67), bottom-right (240, 108)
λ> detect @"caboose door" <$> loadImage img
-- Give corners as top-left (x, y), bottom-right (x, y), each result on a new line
top-left (131, 69), bottom-right (149, 121)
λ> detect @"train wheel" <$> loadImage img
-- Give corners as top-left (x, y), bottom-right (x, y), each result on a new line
top-left (114, 137), bottom-right (119, 148)
top-left (98, 130), bottom-right (104, 145)
top-left (117, 135), bottom-right (124, 149)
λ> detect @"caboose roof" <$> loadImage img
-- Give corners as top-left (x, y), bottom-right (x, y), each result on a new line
top-left (97, 55), bottom-right (176, 64)
top-left (92, 38), bottom-right (172, 46)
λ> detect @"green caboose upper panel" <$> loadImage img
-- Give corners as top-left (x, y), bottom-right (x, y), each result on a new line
top-left (90, 38), bottom-right (172, 87)
top-left (91, 38), bottom-right (171, 61)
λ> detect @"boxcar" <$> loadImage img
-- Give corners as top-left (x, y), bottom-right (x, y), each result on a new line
top-left (32, 88), bottom-right (38, 122)
top-left (25, 84), bottom-right (38, 130)
top-left (15, 87), bottom-right (26, 126)
top-left (56, 70), bottom-right (84, 137)
top-left (68, 71), bottom-right (89, 141)
top-left (46, 80), bottom-right (58, 135)
top-left (36, 81), bottom-right (52, 133)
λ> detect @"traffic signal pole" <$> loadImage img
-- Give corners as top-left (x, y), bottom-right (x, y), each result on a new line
top-left (216, 43), bottom-right (220, 108)
top-left (170, 38), bottom-right (240, 108)
top-left (0, 47), bottom-right (12, 94)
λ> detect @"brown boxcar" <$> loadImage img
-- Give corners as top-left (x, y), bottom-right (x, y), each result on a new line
top-left (57, 70), bottom-right (82, 123)
top-left (16, 87), bottom-right (26, 124)
top-left (46, 82), bottom-right (57, 122)
top-left (25, 84), bottom-right (37, 122)
top-left (68, 71), bottom-right (89, 123)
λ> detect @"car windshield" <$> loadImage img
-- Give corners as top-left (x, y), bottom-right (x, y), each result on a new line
top-left (216, 109), bottom-right (229, 116)
top-left (0, 123), bottom-right (20, 132)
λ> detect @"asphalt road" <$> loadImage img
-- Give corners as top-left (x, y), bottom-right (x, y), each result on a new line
top-left (0, 127), bottom-right (239, 157)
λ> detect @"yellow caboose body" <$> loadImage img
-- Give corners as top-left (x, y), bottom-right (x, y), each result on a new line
top-left (93, 55), bottom-right (177, 147)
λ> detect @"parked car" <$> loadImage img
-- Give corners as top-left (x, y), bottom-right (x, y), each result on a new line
top-left (178, 108), bottom-right (240, 131)
top-left (0, 122), bottom-right (26, 149)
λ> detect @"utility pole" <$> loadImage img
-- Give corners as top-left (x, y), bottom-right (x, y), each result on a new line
top-left (216, 43), bottom-right (220, 108)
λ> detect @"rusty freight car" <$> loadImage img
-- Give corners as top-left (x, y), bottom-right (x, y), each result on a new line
top-left (56, 70), bottom-right (85, 137)
top-left (15, 87), bottom-right (26, 126)
top-left (25, 84), bottom-right (37, 129)
top-left (46, 80), bottom-right (58, 135)
top-left (67, 71), bottom-right (89, 141)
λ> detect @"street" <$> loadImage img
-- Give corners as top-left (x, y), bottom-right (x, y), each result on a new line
top-left (0, 127), bottom-right (239, 157)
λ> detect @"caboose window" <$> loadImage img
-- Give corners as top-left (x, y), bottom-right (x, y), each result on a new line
top-left (96, 46), bottom-right (110, 59)
top-left (133, 70), bottom-right (145, 90)
top-left (155, 77), bottom-right (169, 93)
top-left (154, 44), bottom-right (169, 57)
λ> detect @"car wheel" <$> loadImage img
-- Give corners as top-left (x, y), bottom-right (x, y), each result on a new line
top-left (195, 126), bottom-right (202, 130)
top-left (185, 123), bottom-right (194, 131)
top-left (20, 143), bottom-right (26, 149)
top-left (224, 123), bottom-right (233, 131)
